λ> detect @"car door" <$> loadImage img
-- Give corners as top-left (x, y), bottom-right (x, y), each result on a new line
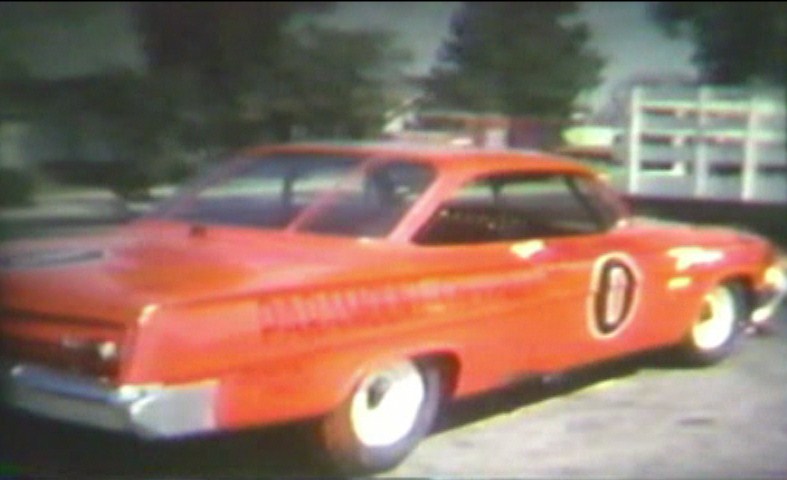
top-left (482, 173), bottom-right (608, 370)
top-left (494, 173), bottom-right (664, 369)
top-left (411, 173), bottom-right (617, 378)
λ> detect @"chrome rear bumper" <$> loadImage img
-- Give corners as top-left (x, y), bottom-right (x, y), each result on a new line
top-left (1, 363), bottom-right (218, 438)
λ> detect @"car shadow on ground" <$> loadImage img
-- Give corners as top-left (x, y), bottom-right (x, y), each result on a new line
top-left (1, 411), bottom-right (330, 478)
top-left (1, 354), bottom-right (662, 479)
top-left (433, 354), bottom-right (647, 435)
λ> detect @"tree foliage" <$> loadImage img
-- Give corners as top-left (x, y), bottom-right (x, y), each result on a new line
top-left (31, 72), bottom-right (182, 198)
top-left (268, 25), bottom-right (411, 139)
top-left (1, 3), bottom-right (414, 198)
top-left (0, 23), bottom-right (30, 82)
top-left (132, 2), bottom-right (408, 149)
top-left (651, 2), bottom-right (787, 85)
top-left (426, 2), bottom-right (604, 119)
top-left (131, 2), bottom-right (333, 150)
top-left (133, 3), bottom-right (330, 98)
top-left (0, 3), bottom-right (110, 81)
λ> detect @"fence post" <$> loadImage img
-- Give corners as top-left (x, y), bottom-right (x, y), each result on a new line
top-left (741, 93), bottom-right (759, 201)
top-left (693, 86), bottom-right (710, 198)
top-left (627, 86), bottom-right (642, 194)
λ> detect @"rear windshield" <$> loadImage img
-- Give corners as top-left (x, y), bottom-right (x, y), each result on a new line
top-left (151, 153), bottom-right (435, 237)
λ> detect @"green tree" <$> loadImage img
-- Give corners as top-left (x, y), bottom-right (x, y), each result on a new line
top-left (426, 2), bottom-right (604, 119)
top-left (0, 2), bottom-right (106, 81)
top-left (0, 6), bottom-right (31, 82)
top-left (131, 2), bottom-right (334, 150)
top-left (267, 24), bottom-right (411, 139)
top-left (0, 55), bottom-right (30, 83)
top-left (651, 2), bottom-right (787, 85)
top-left (133, 3), bottom-right (412, 148)
top-left (79, 71), bottom-right (180, 197)
top-left (652, 3), bottom-right (787, 153)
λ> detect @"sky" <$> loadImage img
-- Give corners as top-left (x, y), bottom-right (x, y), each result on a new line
top-left (2, 2), bottom-right (699, 111)
top-left (319, 2), bottom-right (699, 108)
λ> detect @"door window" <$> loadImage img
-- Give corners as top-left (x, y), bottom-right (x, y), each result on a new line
top-left (414, 173), bottom-right (614, 245)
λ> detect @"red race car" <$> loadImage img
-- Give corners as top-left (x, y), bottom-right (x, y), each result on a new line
top-left (1, 143), bottom-right (785, 473)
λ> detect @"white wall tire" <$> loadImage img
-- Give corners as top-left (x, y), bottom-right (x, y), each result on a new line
top-left (679, 282), bottom-right (745, 365)
top-left (349, 361), bottom-right (426, 448)
top-left (319, 358), bottom-right (443, 474)
top-left (691, 286), bottom-right (737, 351)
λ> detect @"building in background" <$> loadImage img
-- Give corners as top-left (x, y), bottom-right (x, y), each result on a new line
top-left (382, 103), bottom-right (564, 151)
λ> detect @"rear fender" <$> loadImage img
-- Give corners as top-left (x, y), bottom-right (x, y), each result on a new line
top-left (214, 340), bottom-right (462, 430)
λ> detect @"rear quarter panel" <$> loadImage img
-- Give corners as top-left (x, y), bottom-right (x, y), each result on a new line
top-left (124, 270), bottom-right (552, 429)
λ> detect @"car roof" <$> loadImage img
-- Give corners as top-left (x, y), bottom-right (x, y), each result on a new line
top-left (242, 141), bottom-right (595, 177)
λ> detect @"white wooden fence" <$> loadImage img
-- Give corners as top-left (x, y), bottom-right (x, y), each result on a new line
top-left (624, 85), bottom-right (786, 203)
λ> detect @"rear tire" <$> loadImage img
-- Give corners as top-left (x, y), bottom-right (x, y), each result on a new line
top-left (677, 282), bottom-right (745, 366)
top-left (318, 358), bottom-right (442, 475)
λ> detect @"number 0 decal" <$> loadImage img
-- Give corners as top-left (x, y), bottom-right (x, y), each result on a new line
top-left (587, 253), bottom-right (641, 338)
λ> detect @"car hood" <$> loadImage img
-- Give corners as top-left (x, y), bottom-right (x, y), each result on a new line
top-left (0, 220), bottom-right (400, 323)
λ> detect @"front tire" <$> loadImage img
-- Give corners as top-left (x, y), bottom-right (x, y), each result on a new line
top-left (677, 282), bottom-right (746, 365)
top-left (319, 358), bottom-right (442, 475)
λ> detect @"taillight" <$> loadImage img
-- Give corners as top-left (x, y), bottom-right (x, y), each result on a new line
top-left (58, 336), bottom-right (122, 376)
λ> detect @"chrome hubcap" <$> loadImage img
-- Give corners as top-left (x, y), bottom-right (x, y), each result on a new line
top-left (350, 361), bottom-right (425, 447)
top-left (692, 286), bottom-right (736, 350)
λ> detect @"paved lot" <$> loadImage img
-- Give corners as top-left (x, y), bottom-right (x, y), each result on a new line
top-left (385, 313), bottom-right (787, 479)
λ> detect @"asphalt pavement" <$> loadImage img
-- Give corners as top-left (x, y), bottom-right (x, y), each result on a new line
top-left (384, 314), bottom-right (787, 478)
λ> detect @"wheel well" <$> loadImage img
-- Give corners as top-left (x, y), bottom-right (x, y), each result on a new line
top-left (413, 352), bottom-right (461, 399)
top-left (720, 275), bottom-right (755, 315)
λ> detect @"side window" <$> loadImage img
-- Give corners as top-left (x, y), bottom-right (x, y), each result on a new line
top-left (569, 176), bottom-right (626, 228)
top-left (414, 173), bottom-right (608, 246)
top-left (175, 157), bottom-right (356, 227)
top-left (299, 161), bottom-right (435, 237)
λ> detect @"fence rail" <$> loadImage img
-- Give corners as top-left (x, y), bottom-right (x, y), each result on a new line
top-left (624, 85), bottom-right (786, 204)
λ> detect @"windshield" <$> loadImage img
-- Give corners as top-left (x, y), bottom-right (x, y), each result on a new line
top-left (151, 153), bottom-right (436, 238)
